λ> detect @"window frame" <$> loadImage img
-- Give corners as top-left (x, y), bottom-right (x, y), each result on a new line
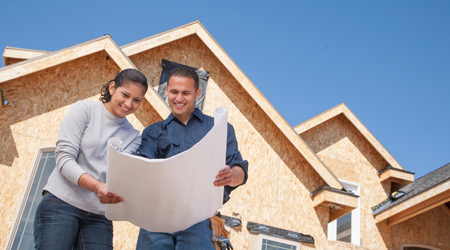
top-left (257, 234), bottom-right (301, 250)
top-left (5, 146), bottom-right (56, 250)
top-left (401, 243), bottom-right (442, 250)
top-left (327, 179), bottom-right (361, 246)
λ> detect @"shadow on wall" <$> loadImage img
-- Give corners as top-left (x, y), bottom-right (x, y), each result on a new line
top-left (0, 127), bottom-right (19, 167)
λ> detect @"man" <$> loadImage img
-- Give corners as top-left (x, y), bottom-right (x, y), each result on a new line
top-left (136, 66), bottom-right (248, 249)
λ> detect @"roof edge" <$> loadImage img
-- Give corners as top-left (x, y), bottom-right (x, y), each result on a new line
top-left (121, 20), bottom-right (200, 56)
top-left (0, 35), bottom-right (112, 77)
top-left (374, 178), bottom-right (450, 224)
top-left (295, 103), bottom-right (405, 171)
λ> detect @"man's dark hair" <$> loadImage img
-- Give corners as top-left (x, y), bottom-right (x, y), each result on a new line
top-left (167, 66), bottom-right (199, 90)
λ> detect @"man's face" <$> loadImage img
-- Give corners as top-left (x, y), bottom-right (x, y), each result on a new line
top-left (166, 76), bottom-right (201, 124)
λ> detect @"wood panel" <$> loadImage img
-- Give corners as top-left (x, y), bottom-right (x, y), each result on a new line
top-left (3, 47), bottom-right (49, 66)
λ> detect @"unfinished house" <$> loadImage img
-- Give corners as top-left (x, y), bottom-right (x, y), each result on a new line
top-left (1, 21), bottom-right (449, 250)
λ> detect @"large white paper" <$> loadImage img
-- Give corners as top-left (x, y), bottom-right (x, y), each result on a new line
top-left (105, 107), bottom-right (228, 233)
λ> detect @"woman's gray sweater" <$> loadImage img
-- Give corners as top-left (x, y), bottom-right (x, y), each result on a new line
top-left (44, 101), bottom-right (141, 215)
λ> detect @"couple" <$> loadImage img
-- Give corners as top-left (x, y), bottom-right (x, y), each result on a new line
top-left (33, 67), bottom-right (248, 250)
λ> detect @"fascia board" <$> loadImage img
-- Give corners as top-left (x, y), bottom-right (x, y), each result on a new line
top-left (374, 180), bottom-right (450, 226)
top-left (0, 36), bottom-right (110, 83)
top-left (3, 47), bottom-right (50, 60)
top-left (121, 21), bottom-right (199, 56)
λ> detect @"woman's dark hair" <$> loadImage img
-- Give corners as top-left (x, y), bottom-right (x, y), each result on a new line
top-left (99, 69), bottom-right (148, 103)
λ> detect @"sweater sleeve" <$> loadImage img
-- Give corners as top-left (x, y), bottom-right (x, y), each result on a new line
top-left (55, 101), bottom-right (90, 186)
top-left (123, 133), bottom-right (142, 154)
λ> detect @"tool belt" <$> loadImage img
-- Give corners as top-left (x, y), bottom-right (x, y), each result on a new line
top-left (210, 213), bottom-right (232, 250)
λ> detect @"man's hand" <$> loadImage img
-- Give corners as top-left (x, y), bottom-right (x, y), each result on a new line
top-left (214, 165), bottom-right (245, 187)
top-left (95, 183), bottom-right (124, 204)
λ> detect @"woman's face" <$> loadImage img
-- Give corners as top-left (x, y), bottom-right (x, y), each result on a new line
top-left (104, 81), bottom-right (146, 118)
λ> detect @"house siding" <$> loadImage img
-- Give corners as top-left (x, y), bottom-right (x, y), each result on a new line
top-left (390, 206), bottom-right (450, 250)
top-left (300, 114), bottom-right (392, 249)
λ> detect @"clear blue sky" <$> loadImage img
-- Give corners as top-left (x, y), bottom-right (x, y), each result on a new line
top-left (1, 0), bottom-right (449, 179)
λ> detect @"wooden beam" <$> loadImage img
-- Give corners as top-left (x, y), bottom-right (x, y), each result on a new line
top-left (143, 89), bottom-right (171, 120)
top-left (4, 58), bottom-right (26, 67)
top-left (441, 204), bottom-right (450, 217)
top-left (121, 22), bottom-right (198, 56)
top-left (312, 189), bottom-right (358, 208)
top-left (294, 103), bottom-right (345, 134)
top-left (312, 188), bottom-right (358, 222)
top-left (379, 168), bottom-right (414, 188)
top-left (104, 39), bottom-right (135, 70)
top-left (375, 181), bottom-right (450, 224)
top-left (194, 22), bottom-right (343, 190)
top-left (342, 107), bottom-right (404, 170)
top-left (0, 37), bottom-right (107, 83)
top-left (387, 189), bottom-right (450, 226)
top-left (3, 47), bottom-right (49, 63)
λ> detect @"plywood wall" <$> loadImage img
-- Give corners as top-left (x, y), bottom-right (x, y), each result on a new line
top-left (128, 34), bottom-right (332, 249)
top-left (390, 206), bottom-right (450, 250)
top-left (0, 51), bottom-right (158, 250)
top-left (300, 114), bottom-right (392, 249)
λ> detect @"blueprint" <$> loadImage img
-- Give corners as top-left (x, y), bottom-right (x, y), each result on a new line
top-left (105, 107), bottom-right (227, 233)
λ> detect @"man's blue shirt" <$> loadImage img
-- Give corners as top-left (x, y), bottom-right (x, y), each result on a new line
top-left (137, 108), bottom-right (248, 204)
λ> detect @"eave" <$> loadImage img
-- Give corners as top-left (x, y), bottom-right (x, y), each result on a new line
top-left (311, 186), bottom-right (359, 222)
top-left (374, 180), bottom-right (450, 226)
top-left (3, 47), bottom-right (50, 66)
top-left (379, 166), bottom-right (414, 189)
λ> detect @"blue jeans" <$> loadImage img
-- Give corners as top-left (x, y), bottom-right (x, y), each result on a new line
top-left (136, 218), bottom-right (215, 250)
top-left (33, 192), bottom-right (113, 250)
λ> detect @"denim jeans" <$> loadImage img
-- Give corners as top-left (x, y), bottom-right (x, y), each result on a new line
top-left (34, 192), bottom-right (113, 250)
top-left (136, 218), bottom-right (215, 250)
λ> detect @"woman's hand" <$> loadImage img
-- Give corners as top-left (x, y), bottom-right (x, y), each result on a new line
top-left (95, 183), bottom-right (124, 204)
top-left (78, 173), bottom-right (124, 204)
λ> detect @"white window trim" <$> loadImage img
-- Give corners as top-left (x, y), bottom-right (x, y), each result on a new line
top-left (5, 146), bottom-right (56, 250)
top-left (257, 234), bottom-right (301, 250)
top-left (327, 179), bottom-right (361, 246)
top-left (401, 243), bottom-right (442, 250)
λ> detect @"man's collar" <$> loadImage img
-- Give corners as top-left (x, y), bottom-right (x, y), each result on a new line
top-left (162, 108), bottom-right (204, 127)
top-left (192, 108), bottom-right (205, 122)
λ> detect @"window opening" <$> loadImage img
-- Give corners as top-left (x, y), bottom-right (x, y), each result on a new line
top-left (158, 59), bottom-right (210, 111)
top-left (6, 147), bottom-right (56, 250)
top-left (327, 180), bottom-right (361, 246)
top-left (258, 234), bottom-right (301, 250)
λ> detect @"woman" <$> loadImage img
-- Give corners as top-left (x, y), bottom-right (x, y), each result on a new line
top-left (34, 69), bottom-right (148, 250)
